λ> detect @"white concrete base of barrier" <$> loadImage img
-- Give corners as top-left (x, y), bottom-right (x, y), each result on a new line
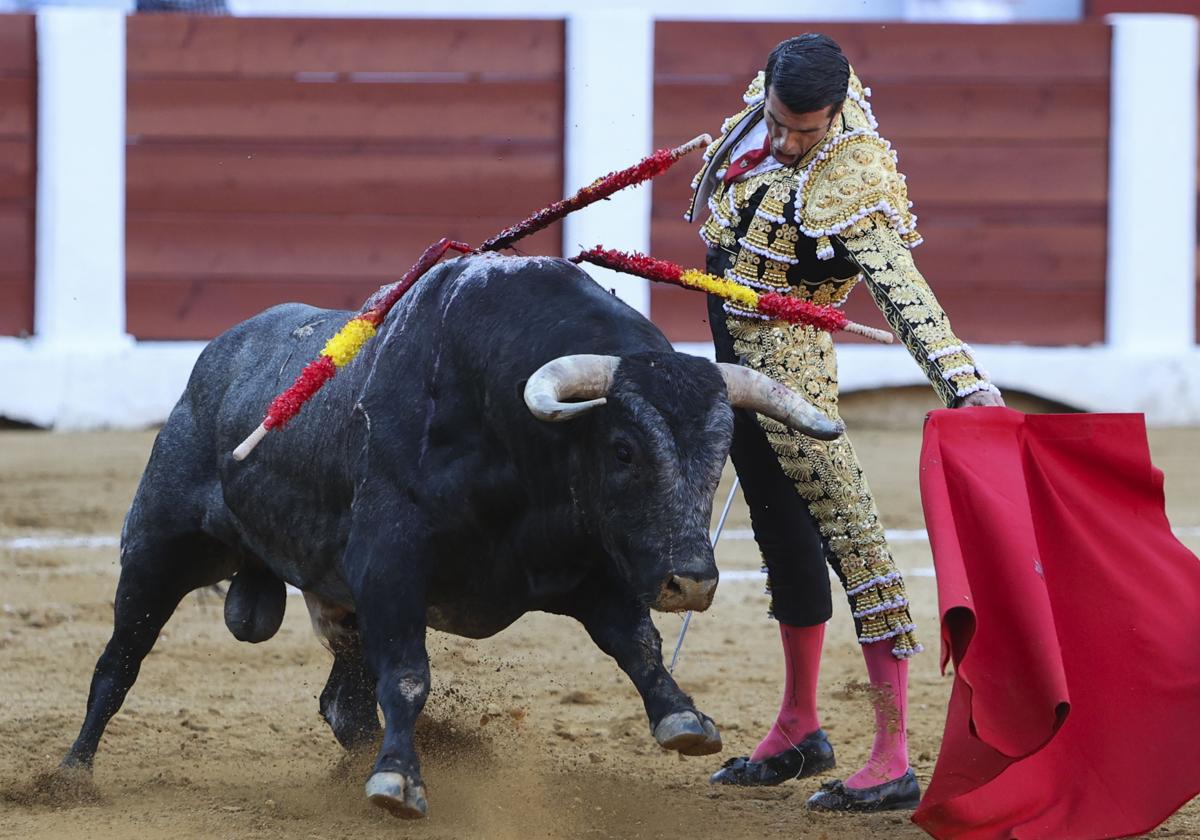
top-left (0, 338), bottom-right (204, 430)
top-left (3, 337), bottom-right (1198, 429)
top-left (677, 342), bottom-right (1200, 425)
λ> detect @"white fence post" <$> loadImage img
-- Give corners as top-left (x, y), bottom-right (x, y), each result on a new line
top-left (562, 9), bottom-right (654, 315)
top-left (34, 5), bottom-right (129, 351)
top-left (1105, 13), bottom-right (1198, 352)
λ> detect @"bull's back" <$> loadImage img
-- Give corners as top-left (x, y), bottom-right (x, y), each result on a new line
top-left (131, 303), bottom-right (366, 592)
top-left (185, 303), bottom-right (353, 442)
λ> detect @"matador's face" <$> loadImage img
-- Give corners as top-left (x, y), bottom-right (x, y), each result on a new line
top-left (764, 87), bottom-right (838, 167)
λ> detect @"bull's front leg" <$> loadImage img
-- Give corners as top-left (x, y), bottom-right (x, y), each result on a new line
top-left (345, 511), bottom-right (432, 819)
top-left (570, 593), bottom-right (722, 757)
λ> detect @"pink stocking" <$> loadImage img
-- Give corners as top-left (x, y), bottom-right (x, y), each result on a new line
top-left (844, 639), bottom-right (910, 788)
top-left (749, 622), bottom-right (824, 761)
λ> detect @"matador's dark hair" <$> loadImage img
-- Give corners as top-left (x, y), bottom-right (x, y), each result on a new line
top-left (764, 34), bottom-right (850, 116)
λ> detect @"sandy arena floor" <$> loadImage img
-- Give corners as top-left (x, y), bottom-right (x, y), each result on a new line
top-left (1, 391), bottom-right (1198, 839)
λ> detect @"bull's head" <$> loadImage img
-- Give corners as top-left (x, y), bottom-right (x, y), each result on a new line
top-left (523, 352), bottom-right (842, 613)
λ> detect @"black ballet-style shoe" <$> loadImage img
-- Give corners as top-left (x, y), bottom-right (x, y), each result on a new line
top-left (805, 768), bottom-right (921, 812)
top-left (708, 729), bottom-right (836, 786)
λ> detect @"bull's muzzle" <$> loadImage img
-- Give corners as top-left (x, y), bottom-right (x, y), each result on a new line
top-left (655, 574), bottom-right (718, 613)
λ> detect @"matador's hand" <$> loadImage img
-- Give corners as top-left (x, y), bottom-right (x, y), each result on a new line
top-left (958, 390), bottom-right (1006, 408)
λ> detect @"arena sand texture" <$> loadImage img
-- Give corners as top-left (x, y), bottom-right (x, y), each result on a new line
top-left (2, 390), bottom-right (1197, 839)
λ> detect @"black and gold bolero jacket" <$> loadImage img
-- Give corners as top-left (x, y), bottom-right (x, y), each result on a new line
top-left (687, 71), bottom-right (997, 407)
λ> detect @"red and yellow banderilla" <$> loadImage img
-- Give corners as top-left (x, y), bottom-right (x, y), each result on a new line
top-left (233, 134), bottom-right (713, 460)
top-left (570, 246), bottom-right (894, 344)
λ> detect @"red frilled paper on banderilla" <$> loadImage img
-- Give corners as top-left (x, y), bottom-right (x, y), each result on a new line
top-left (913, 409), bottom-right (1200, 840)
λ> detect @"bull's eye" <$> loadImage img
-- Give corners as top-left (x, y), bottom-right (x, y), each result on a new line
top-left (614, 441), bottom-right (634, 464)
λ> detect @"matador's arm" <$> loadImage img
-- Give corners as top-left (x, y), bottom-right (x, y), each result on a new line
top-left (839, 216), bottom-right (1000, 408)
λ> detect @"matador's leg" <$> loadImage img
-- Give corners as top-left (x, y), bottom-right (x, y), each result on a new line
top-left (707, 295), bottom-right (837, 785)
top-left (728, 316), bottom-right (920, 657)
top-left (728, 315), bottom-right (919, 801)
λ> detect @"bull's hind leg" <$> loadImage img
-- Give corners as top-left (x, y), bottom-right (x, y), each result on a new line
top-left (303, 593), bottom-right (380, 750)
top-left (64, 533), bottom-right (233, 769)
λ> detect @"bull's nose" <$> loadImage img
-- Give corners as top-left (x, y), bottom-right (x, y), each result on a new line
top-left (655, 574), bottom-right (718, 613)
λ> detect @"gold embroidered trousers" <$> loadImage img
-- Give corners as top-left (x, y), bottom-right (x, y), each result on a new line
top-left (708, 292), bottom-right (921, 658)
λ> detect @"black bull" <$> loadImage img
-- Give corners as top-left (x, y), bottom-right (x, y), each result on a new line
top-left (63, 254), bottom-right (841, 818)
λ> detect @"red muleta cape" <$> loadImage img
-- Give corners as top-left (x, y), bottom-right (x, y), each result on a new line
top-left (913, 409), bottom-right (1200, 840)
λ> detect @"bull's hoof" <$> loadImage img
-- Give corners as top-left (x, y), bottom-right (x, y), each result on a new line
top-left (27, 764), bottom-right (102, 805)
top-left (653, 711), bottom-right (723, 756)
top-left (365, 771), bottom-right (428, 819)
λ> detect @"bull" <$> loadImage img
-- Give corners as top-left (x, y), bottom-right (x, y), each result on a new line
top-left (63, 254), bottom-right (841, 817)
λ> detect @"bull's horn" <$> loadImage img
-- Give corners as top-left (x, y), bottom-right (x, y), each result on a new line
top-left (717, 363), bottom-right (844, 440)
top-left (524, 354), bottom-right (621, 422)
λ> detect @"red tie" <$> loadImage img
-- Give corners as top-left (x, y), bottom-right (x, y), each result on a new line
top-left (722, 132), bottom-right (771, 184)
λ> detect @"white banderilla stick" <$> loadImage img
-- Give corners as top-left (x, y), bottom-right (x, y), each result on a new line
top-left (668, 473), bottom-right (741, 674)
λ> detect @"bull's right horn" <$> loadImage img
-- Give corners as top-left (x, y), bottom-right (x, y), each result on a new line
top-left (524, 354), bottom-right (621, 422)
top-left (716, 363), bottom-right (844, 440)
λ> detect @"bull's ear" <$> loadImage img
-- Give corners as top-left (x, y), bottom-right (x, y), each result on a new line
top-left (716, 363), bottom-right (843, 440)
top-left (524, 354), bottom-right (620, 422)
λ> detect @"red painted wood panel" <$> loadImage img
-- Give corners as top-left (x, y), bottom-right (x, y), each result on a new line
top-left (126, 17), bottom-right (564, 78)
top-left (1087, 0), bottom-right (1200, 14)
top-left (0, 15), bottom-right (35, 338)
top-left (0, 203), bottom-right (34, 336)
top-left (0, 273), bottom-right (33, 337)
top-left (0, 78), bottom-right (34, 139)
top-left (651, 22), bottom-right (1110, 348)
top-left (127, 276), bottom-right (384, 340)
top-left (126, 214), bottom-right (561, 279)
top-left (655, 22), bottom-right (1111, 82)
top-left (127, 79), bottom-right (562, 142)
top-left (658, 82), bottom-right (1109, 144)
top-left (651, 145), bottom-right (1109, 215)
top-left (0, 207), bottom-right (34, 274)
top-left (126, 17), bottom-right (565, 340)
top-left (0, 15), bottom-right (33, 75)
top-left (0, 140), bottom-right (34, 203)
top-left (126, 145), bottom-right (560, 216)
top-left (126, 215), bottom-right (561, 338)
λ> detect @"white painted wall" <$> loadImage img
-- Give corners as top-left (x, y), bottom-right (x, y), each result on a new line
top-left (2, 7), bottom-right (1199, 429)
top-left (33, 7), bottom-right (128, 352)
top-left (1106, 14), bottom-right (1198, 353)
top-left (561, 9), bottom-right (654, 314)
top-left (904, 0), bottom-right (1084, 21)
top-left (676, 342), bottom-right (1200, 424)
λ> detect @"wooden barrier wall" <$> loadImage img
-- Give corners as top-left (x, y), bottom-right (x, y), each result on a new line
top-left (1087, 0), bottom-right (1200, 13)
top-left (650, 22), bottom-right (1112, 347)
top-left (0, 15), bottom-right (35, 338)
top-left (125, 17), bottom-right (565, 340)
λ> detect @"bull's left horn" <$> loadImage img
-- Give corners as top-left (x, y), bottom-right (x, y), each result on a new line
top-left (717, 363), bottom-right (844, 440)
top-left (524, 354), bottom-right (620, 422)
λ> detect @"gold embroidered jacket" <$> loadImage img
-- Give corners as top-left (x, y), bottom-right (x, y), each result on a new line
top-left (687, 72), bottom-right (996, 407)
